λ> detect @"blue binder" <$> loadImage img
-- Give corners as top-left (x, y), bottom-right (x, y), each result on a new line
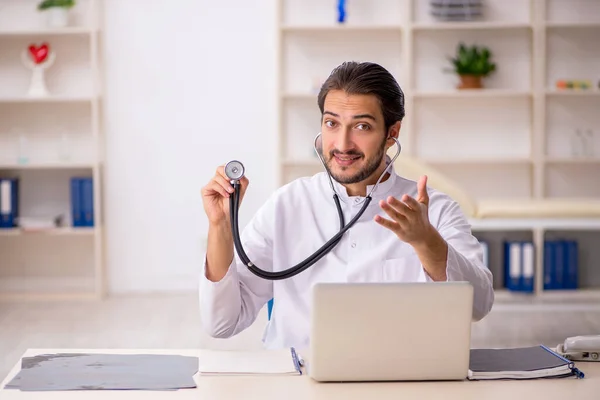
top-left (81, 177), bottom-right (94, 227)
top-left (503, 241), bottom-right (521, 291)
top-left (503, 240), bottom-right (534, 292)
top-left (554, 241), bottom-right (565, 289)
top-left (520, 241), bottom-right (535, 293)
top-left (71, 177), bottom-right (94, 227)
top-left (0, 178), bottom-right (19, 229)
top-left (71, 178), bottom-right (83, 227)
top-left (543, 240), bottom-right (579, 290)
top-left (543, 241), bottom-right (553, 290)
top-left (565, 240), bottom-right (578, 289)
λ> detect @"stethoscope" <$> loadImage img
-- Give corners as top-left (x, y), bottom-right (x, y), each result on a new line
top-left (225, 132), bottom-right (402, 280)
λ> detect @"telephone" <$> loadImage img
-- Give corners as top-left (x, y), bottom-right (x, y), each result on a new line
top-left (556, 335), bottom-right (600, 362)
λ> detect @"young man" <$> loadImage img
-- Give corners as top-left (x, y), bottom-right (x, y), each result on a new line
top-left (200, 61), bottom-right (494, 349)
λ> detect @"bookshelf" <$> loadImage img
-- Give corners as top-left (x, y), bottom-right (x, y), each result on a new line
top-left (0, 0), bottom-right (103, 300)
top-left (275, 0), bottom-right (600, 298)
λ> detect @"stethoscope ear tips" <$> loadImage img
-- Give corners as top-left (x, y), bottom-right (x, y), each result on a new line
top-left (225, 160), bottom-right (245, 181)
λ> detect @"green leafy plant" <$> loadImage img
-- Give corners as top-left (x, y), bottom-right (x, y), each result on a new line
top-left (37, 0), bottom-right (76, 10)
top-left (447, 42), bottom-right (496, 77)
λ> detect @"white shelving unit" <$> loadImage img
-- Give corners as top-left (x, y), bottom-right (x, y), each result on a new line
top-left (0, 0), bottom-right (103, 300)
top-left (275, 0), bottom-right (600, 298)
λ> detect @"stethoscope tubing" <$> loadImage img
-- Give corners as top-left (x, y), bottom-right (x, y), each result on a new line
top-left (228, 134), bottom-right (401, 280)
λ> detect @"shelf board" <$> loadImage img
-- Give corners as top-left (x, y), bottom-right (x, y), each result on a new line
top-left (545, 22), bottom-right (600, 29)
top-left (281, 24), bottom-right (402, 33)
top-left (0, 95), bottom-right (96, 103)
top-left (0, 227), bottom-right (96, 236)
top-left (545, 89), bottom-right (600, 97)
top-left (411, 21), bottom-right (531, 31)
top-left (536, 289), bottom-right (600, 301)
top-left (469, 218), bottom-right (600, 231)
top-left (420, 157), bottom-right (532, 165)
top-left (0, 26), bottom-right (96, 36)
top-left (545, 157), bottom-right (600, 164)
top-left (494, 288), bottom-right (600, 305)
top-left (0, 162), bottom-right (96, 170)
top-left (414, 89), bottom-right (531, 99)
top-left (0, 276), bottom-right (97, 302)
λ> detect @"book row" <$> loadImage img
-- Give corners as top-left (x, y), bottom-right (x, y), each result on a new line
top-left (0, 177), bottom-right (94, 229)
top-left (481, 240), bottom-right (579, 292)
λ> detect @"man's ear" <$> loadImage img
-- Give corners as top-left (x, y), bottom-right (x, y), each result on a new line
top-left (386, 121), bottom-right (401, 143)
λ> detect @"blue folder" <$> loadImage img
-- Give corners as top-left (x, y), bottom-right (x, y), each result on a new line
top-left (503, 240), bottom-right (534, 292)
top-left (71, 177), bottom-right (94, 227)
top-left (0, 178), bottom-right (19, 229)
top-left (544, 240), bottom-right (578, 290)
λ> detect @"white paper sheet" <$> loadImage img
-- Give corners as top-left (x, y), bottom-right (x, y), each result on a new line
top-left (197, 348), bottom-right (302, 375)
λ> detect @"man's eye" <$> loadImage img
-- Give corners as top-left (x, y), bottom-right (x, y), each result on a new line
top-left (325, 120), bottom-right (335, 127)
top-left (357, 123), bottom-right (370, 130)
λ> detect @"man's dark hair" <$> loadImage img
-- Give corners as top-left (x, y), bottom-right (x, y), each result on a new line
top-left (317, 61), bottom-right (405, 131)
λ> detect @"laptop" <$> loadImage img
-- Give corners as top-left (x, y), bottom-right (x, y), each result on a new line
top-left (307, 281), bottom-right (474, 382)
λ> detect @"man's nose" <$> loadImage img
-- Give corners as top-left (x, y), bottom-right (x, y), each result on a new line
top-left (335, 126), bottom-right (354, 152)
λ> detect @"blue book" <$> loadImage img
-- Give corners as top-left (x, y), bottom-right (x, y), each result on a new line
top-left (543, 241), bottom-right (553, 290)
top-left (520, 241), bottom-right (535, 293)
top-left (543, 240), bottom-right (578, 290)
top-left (564, 240), bottom-right (578, 290)
top-left (554, 240), bottom-right (565, 289)
top-left (81, 177), bottom-right (94, 227)
top-left (71, 177), bottom-right (94, 227)
top-left (504, 241), bottom-right (522, 291)
top-left (0, 178), bottom-right (19, 229)
top-left (70, 178), bottom-right (83, 227)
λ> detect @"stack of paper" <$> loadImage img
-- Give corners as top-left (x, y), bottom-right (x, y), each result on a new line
top-left (197, 348), bottom-right (303, 375)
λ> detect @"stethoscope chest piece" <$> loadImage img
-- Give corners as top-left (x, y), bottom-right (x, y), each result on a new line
top-left (225, 160), bottom-right (245, 182)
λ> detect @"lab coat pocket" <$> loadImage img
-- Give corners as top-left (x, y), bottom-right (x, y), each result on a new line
top-left (382, 252), bottom-right (425, 282)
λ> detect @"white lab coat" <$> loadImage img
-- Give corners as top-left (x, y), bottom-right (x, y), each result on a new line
top-left (199, 161), bottom-right (494, 350)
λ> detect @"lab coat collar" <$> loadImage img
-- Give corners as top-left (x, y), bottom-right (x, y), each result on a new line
top-left (330, 155), bottom-right (397, 203)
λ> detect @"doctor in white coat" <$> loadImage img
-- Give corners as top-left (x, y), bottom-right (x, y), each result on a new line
top-left (199, 61), bottom-right (494, 350)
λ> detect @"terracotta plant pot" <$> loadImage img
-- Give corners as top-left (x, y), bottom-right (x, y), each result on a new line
top-left (458, 74), bottom-right (483, 89)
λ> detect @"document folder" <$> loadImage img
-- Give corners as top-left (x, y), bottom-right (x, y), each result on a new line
top-left (468, 345), bottom-right (584, 380)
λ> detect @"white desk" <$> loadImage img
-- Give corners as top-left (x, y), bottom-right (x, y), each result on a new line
top-left (2, 348), bottom-right (599, 399)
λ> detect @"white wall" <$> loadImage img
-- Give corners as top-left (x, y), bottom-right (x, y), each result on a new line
top-left (101, 0), bottom-right (278, 293)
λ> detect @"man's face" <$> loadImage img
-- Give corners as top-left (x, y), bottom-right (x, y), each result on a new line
top-left (320, 90), bottom-right (390, 185)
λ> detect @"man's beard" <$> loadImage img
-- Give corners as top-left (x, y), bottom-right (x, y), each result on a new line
top-left (323, 136), bottom-right (387, 185)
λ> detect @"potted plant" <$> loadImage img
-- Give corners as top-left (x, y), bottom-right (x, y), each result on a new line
top-left (446, 42), bottom-right (496, 89)
top-left (37, 0), bottom-right (76, 28)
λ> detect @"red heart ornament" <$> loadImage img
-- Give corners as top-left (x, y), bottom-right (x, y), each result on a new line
top-left (28, 43), bottom-right (49, 64)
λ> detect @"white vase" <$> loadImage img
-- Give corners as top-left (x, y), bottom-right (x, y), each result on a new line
top-left (46, 8), bottom-right (69, 28)
top-left (27, 66), bottom-right (50, 97)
